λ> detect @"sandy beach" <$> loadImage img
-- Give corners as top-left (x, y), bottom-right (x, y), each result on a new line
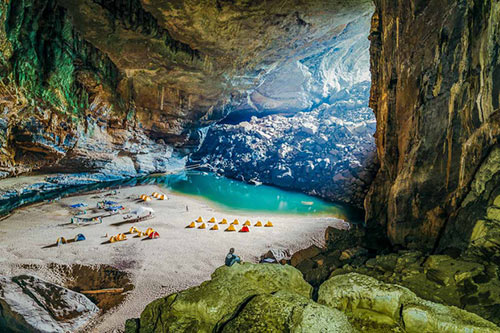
top-left (0, 184), bottom-right (347, 332)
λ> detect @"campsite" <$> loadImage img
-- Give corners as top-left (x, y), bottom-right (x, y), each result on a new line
top-left (0, 184), bottom-right (346, 332)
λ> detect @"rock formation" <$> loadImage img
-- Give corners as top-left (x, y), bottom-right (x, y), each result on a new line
top-left (366, 0), bottom-right (500, 252)
top-left (191, 82), bottom-right (377, 208)
top-left (125, 263), bottom-right (499, 333)
top-left (0, 0), bottom-right (374, 181)
top-left (0, 274), bottom-right (99, 332)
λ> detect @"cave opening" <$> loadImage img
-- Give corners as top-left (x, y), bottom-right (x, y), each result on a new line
top-left (190, 8), bottom-right (377, 211)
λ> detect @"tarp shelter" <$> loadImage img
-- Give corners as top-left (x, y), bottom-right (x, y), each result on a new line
top-left (70, 203), bottom-right (87, 208)
top-left (105, 205), bottom-right (123, 211)
top-left (265, 221), bottom-right (274, 227)
top-left (104, 200), bottom-right (117, 205)
top-left (240, 226), bottom-right (250, 233)
top-left (131, 207), bottom-right (155, 217)
top-left (74, 234), bottom-right (86, 242)
top-left (148, 231), bottom-right (160, 239)
top-left (254, 221), bottom-right (263, 227)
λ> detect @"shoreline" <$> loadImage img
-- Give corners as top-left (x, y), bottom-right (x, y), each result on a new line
top-left (0, 183), bottom-right (348, 332)
top-left (0, 171), bottom-right (364, 222)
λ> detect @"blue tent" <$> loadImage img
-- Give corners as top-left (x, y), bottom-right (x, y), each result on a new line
top-left (75, 233), bottom-right (86, 242)
top-left (70, 203), bottom-right (88, 208)
top-left (104, 200), bottom-right (118, 205)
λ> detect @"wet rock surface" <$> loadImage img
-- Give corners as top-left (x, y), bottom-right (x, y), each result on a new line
top-left (0, 274), bottom-right (99, 333)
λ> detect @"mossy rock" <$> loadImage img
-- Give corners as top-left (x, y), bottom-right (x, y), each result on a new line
top-left (221, 290), bottom-right (355, 332)
top-left (318, 273), bottom-right (499, 333)
top-left (137, 263), bottom-right (312, 332)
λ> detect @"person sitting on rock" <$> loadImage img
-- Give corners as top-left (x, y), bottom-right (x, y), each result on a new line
top-left (225, 248), bottom-right (241, 267)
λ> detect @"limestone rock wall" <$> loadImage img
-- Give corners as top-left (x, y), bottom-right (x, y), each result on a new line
top-left (0, 0), bottom-right (374, 179)
top-left (366, 0), bottom-right (500, 251)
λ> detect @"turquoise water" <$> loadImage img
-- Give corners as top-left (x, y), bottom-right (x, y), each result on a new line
top-left (155, 172), bottom-right (362, 221)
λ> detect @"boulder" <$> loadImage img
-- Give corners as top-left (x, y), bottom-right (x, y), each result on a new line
top-left (290, 245), bottom-right (323, 266)
top-left (136, 263), bottom-right (312, 332)
top-left (221, 291), bottom-right (355, 332)
top-left (318, 273), bottom-right (499, 332)
top-left (0, 275), bottom-right (99, 333)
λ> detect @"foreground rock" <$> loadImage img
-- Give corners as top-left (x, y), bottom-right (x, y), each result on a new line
top-left (128, 263), bottom-right (312, 332)
top-left (0, 275), bottom-right (99, 333)
top-left (318, 273), bottom-right (499, 333)
top-left (221, 290), bottom-right (354, 333)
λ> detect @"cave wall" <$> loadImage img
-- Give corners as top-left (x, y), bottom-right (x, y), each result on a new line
top-left (0, 0), bottom-right (374, 178)
top-left (366, 0), bottom-right (500, 252)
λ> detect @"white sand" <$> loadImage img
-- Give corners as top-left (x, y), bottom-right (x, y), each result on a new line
top-left (0, 184), bottom-right (346, 332)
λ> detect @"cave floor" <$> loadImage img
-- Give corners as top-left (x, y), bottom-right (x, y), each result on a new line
top-left (0, 184), bottom-right (346, 332)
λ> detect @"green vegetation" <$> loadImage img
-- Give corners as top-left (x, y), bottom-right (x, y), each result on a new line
top-left (2, 0), bottom-right (120, 117)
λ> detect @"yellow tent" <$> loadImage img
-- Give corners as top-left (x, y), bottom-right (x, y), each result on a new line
top-left (56, 237), bottom-right (67, 245)
top-left (254, 221), bottom-right (263, 227)
top-left (152, 192), bottom-right (159, 198)
top-left (187, 222), bottom-right (196, 228)
top-left (137, 231), bottom-right (143, 237)
top-left (196, 216), bottom-right (203, 222)
top-left (243, 220), bottom-right (251, 226)
top-left (225, 224), bottom-right (236, 232)
top-left (144, 196), bottom-right (152, 202)
top-left (145, 228), bottom-right (154, 236)
top-left (208, 217), bottom-right (216, 223)
top-left (210, 224), bottom-right (219, 230)
top-left (109, 236), bottom-right (117, 243)
top-left (117, 233), bottom-right (127, 241)
top-left (219, 218), bottom-right (228, 224)
top-left (129, 226), bottom-right (138, 234)
top-left (158, 194), bottom-right (166, 200)
top-left (265, 221), bottom-right (274, 227)
top-left (232, 219), bottom-right (239, 225)
top-left (140, 194), bottom-right (146, 200)
top-left (198, 223), bottom-right (206, 229)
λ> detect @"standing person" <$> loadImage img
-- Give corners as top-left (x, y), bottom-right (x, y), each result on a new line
top-left (225, 248), bottom-right (241, 267)
top-left (186, 205), bottom-right (189, 212)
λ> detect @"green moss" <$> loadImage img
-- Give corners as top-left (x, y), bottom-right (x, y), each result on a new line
top-left (2, 0), bottom-right (121, 118)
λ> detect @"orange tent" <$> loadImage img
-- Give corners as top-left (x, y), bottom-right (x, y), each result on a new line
top-left (198, 223), bottom-right (206, 229)
top-left (225, 224), bottom-right (236, 232)
top-left (232, 219), bottom-right (239, 225)
top-left (148, 231), bottom-right (160, 239)
top-left (243, 220), bottom-right (251, 226)
top-left (265, 221), bottom-right (273, 227)
top-left (240, 226), bottom-right (250, 233)
top-left (254, 221), bottom-right (263, 227)
top-left (219, 218), bottom-right (228, 224)
top-left (196, 216), bottom-right (203, 222)
top-left (210, 224), bottom-right (219, 231)
top-left (186, 222), bottom-right (196, 228)
top-left (109, 236), bottom-right (117, 243)
top-left (208, 217), bottom-right (216, 223)
top-left (158, 194), bottom-right (166, 200)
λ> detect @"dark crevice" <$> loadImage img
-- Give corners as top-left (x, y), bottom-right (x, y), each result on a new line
top-left (214, 294), bottom-right (259, 332)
